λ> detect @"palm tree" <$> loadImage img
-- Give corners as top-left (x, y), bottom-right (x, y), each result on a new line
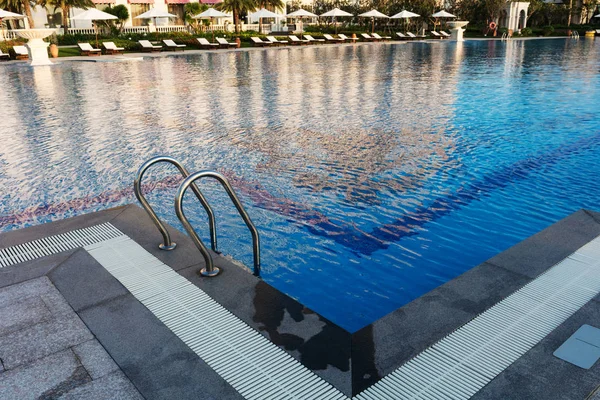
top-left (38, 0), bottom-right (94, 35)
top-left (0, 0), bottom-right (35, 28)
top-left (217, 0), bottom-right (256, 33)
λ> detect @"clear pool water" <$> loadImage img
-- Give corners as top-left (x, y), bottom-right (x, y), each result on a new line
top-left (1, 39), bottom-right (599, 332)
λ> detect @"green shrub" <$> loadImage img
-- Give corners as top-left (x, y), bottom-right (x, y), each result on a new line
top-left (542, 25), bottom-right (554, 36)
top-left (520, 27), bottom-right (533, 36)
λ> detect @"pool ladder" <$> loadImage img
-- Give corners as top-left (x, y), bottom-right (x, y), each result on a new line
top-left (134, 156), bottom-right (261, 277)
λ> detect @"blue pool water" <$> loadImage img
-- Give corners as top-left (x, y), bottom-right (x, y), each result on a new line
top-left (1, 39), bottom-right (599, 332)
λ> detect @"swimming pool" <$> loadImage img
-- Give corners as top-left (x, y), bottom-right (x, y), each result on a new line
top-left (1, 38), bottom-right (599, 332)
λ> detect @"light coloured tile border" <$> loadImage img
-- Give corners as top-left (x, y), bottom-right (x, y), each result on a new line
top-left (355, 235), bottom-right (600, 400)
top-left (0, 223), bottom-right (123, 268)
top-left (85, 236), bottom-right (348, 400)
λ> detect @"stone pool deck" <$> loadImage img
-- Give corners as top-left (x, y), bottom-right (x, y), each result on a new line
top-left (1, 204), bottom-right (600, 399)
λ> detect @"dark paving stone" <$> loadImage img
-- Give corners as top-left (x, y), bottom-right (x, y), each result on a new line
top-left (0, 349), bottom-right (91, 400)
top-left (78, 293), bottom-right (243, 400)
top-left (488, 209), bottom-right (600, 279)
top-left (0, 250), bottom-right (77, 289)
top-left (0, 206), bottom-right (127, 249)
top-left (72, 340), bottom-right (119, 380)
top-left (48, 249), bottom-right (129, 312)
top-left (0, 313), bottom-right (93, 370)
top-left (473, 298), bottom-right (600, 399)
top-left (58, 370), bottom-right (143, 400)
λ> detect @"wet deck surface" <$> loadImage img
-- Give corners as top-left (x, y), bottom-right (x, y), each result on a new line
top-left (1, 204), bottom-right (600, 399)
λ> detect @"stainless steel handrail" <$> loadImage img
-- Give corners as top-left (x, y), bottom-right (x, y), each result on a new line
top-left (134, 156), bottom-right (218, 252)
top-left (175, 170), bottom-right (261, 277)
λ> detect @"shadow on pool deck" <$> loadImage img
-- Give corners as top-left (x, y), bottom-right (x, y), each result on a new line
top-left (1, 204), bottom-right (600, 398)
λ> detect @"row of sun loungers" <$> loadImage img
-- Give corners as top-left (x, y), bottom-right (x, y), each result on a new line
top-left (0, 46), bottom-right (29, 61)
top-left (1, 30), bottom-right (452, 62)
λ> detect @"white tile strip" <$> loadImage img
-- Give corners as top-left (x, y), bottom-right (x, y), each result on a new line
top-left (85, 236), bottom-right (347, 400)
top-left (355, 235), bottom-right (600, 400)
top-left (0, 223), bottom-right (123, 268)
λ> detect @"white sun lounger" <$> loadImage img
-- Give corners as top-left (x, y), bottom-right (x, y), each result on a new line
top-left (372, 33), bottom-right (391, 40)
top-left (304, 35), bottom-right (325, 44)
top-left (197, 38), bottom-right (219, 49)
top-left (406, 32), bottom-right (424, 39)
top-left (251, 37), bottom-right (273, 47)
top-left (13, 45), bottom-right (29, 59)
top-left (163, 39), bottom-right (186, 51)
top-left (266, 36), bottom-right (288, 45)
top-left (288, 35), bottom-right (310, 45)
top-left (0, 49), bottom-right (10, 61)
top-left (361, 33), bottom-right (378, 41)
top-left (216, 37), bottom-right (237, 48)
top-left (323, 34), bottom-right (343, 42)
top-left (440, 30), bottom-right (451, 37)
top-left (139, 40), bottom-right (162, 52)
top-left (78, 43), bottom-right (102, 56)
top-left (102, 42), bottom-right (124, 55)
top-left (396, 32), bottom-right (409, 40)
top-left (430, 31), bottom-right (445, 39)
top-left (338, 34), bottom-right (358, 42)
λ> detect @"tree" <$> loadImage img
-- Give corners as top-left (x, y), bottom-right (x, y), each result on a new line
top-left (184, 2), bottom-right (208, 33)
top-left (0, 0), bottom-right (35, 28)
top-left (286, 0), bottom-right (302, 14)
top-left (38, 0), bottom-right (94, 34)
top-left (217, 0), bottom-right (256, 33)
top-left (104, 4), bottom-right (128, 33)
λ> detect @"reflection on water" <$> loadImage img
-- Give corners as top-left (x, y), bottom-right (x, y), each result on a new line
top-left (1, 39), bottom-right (599, 331)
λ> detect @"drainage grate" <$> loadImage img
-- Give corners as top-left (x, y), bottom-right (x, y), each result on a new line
top-left (0, 223), bottom-right (123, 268)
top-left (355, 235), bottom-right (600, 400)
top-left (85, 236), bottom-right (347, 400)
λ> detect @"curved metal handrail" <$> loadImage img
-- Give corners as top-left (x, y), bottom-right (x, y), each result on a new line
top-left (134, 156), bottom-right (218, 252)
top-left (175, 170), bottom-right (261, 277)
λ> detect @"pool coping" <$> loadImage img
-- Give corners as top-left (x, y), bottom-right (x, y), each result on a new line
top-left (2, 205), bottom-right (600, 397)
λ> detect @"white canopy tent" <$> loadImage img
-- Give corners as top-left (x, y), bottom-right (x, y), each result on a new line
top-left (287, 9), bottom-right (318, 38)
top-left (72, 9), bottom-right (117, 47)
top-left (135, 8), bottom-right (178, 29)
top-left (431, 10), bottom-right (456, 18)
top-left (249, 8), bottom-right (283, 33)
top-left (390, 10), bottom-right (420, 31)
top-left (431, 10), bottom-right (456, 32)
top-left (0, 9), bottom-right (25, 40)
top-left (358, 9), bottom-right (389, 33)
top-left (321, 8), bottom-right (353, 33)
top-left (192, 8), bottom-right (229, 40)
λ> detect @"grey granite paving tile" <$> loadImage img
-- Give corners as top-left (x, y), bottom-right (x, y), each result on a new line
top-left (73, 340), bottom-right (119, 380)
top-left (58, 370), bottom-right (143, 400)
top-left (0, 313), bottom-right (93, 370)
top-left (48, 249), bottom-right (129, 312)
top-left (39, 288), bottom-right (75, 316)
top-left (0, 276), bottom-right (54, 308)
top-left (0, 349), bottom-right (91, 400)
top-left (0, 296), bottom-right (52, 337)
